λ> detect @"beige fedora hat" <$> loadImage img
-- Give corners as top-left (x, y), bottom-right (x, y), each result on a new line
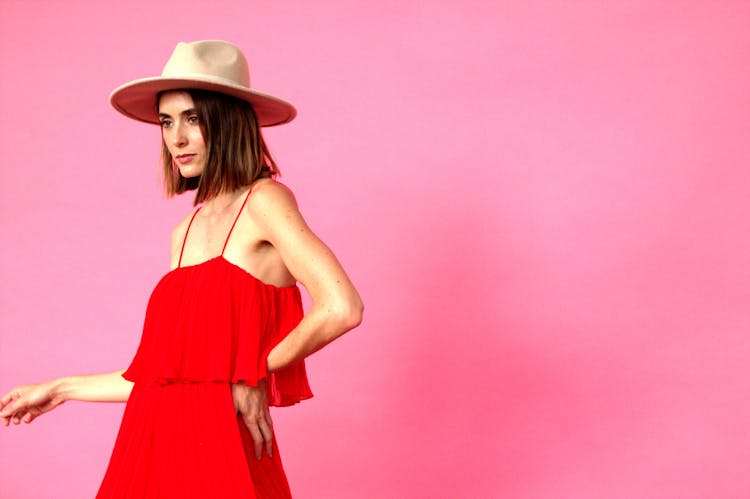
top-left (109, 40), bottom-right (296, 127)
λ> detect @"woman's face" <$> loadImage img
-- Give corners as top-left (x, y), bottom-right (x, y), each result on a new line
top-left (158, 91), bottom-right (206, 178)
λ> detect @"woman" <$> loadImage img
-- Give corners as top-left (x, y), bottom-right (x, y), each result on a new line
top-left (0, 40), bottom-right (363, 498)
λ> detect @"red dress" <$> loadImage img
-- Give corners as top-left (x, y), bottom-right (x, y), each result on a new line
top-left (97, 185), bottom-right (313, 498)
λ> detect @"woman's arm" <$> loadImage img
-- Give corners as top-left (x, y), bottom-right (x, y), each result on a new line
top-left (248, 182), bottom-right (364, 372)
top-left (0, 370), bottom-right (133, 426)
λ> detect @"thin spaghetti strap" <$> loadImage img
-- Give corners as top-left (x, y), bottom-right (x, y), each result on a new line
top-left (221, 185), bottom-right (254, 256)
top-left (178, 208), bottom-right (201, 268)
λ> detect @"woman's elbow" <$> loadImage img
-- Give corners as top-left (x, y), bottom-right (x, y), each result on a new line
top-left (333, 295), bottom-right (364, 332)
top-left (348, 296), bottom-right (364, 329)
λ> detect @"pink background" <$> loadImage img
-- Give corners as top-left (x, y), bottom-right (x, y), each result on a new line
top-left (1, 1), bottom-right (749, 498)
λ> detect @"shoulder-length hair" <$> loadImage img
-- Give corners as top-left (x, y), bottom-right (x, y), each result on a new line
top-left (159, 89), bottom-right (280, 205)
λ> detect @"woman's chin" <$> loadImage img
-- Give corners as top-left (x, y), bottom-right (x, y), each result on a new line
top-left (179, 167), bottom-right (203, 178)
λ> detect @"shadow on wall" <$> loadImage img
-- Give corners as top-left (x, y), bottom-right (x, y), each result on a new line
top-left (377, 189), bottom-right (525, 495)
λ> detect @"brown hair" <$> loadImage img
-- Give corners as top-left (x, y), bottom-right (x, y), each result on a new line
top-left (159, 89), bottom-right (280, 205)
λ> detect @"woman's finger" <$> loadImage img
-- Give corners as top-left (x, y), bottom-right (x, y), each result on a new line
top-left (24, 406), bottom-right (42, 424)
top-left (243, 415), bottom-right (264, 461)
top-left (0, 392), bottom-right (20, 418)
top-left (3, 403), bottom-right (26, 420)
top-left (258, 414), bottom-right (273, 459)
top-left (3, 399), bottom-right (53, 426)
top-left (0, 396), bottom-right (27, 419)
top-left (0, 390), bottom-right (18, 408)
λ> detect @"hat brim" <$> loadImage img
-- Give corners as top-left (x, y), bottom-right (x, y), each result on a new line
top-left (109, 75), bottom-right (297, 127)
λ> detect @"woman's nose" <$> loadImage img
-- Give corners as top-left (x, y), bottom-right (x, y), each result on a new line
top-left (172, 123), bottom-right (188, 146)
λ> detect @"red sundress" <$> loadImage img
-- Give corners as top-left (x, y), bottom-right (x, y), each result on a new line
top-left (96, 184), bottom-right (313, 498)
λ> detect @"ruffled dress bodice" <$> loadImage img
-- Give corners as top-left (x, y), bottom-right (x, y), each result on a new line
top-left (123, 254), bottom-right (312, 406)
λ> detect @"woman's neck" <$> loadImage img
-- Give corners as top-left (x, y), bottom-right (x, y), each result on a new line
top-left (201, 186), bottom-right (250, 216)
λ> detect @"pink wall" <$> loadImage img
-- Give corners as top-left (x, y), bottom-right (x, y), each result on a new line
top-left (1, 1), bottom-right (749, 497)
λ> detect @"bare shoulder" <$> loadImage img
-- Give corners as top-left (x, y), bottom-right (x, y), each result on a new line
top-left (245, 179), bottom-right (305, 234)
top-left (245, 178), bottom-right (315, 249)
top-left (247, 178), bottom-right (300, 213)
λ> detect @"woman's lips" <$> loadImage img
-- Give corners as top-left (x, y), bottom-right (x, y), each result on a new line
top-left (175, 154), bottom-right (196, 164)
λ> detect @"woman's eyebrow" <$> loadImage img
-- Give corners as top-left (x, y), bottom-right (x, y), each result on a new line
top-left (158, 108), bottom-right (197, 119)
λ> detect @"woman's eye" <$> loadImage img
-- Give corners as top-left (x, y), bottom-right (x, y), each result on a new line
top-left (160, 120), bottom-right (172, 128)
top-left (188, 115), bottom-right (199, 123)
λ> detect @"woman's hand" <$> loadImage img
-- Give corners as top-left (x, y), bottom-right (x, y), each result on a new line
top-left (232, 379), bottom-right (274, 460)
top-left (0, 381), bottom-right (64, 426)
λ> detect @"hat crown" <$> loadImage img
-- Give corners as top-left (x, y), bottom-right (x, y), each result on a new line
top-left (110, 39), bottom-right (296, 126)
top-left (161, 40), bottom-right (250, 87)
